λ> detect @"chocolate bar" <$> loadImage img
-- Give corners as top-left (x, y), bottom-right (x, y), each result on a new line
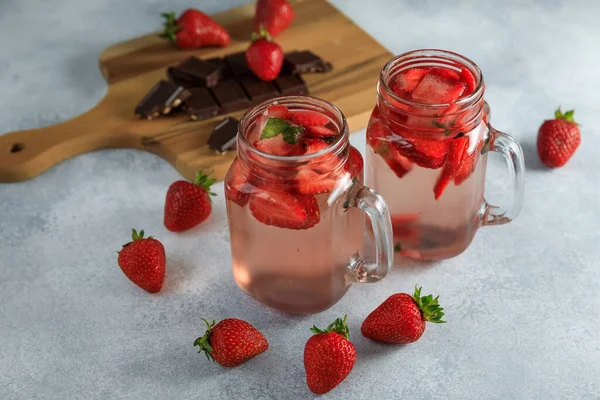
top-left (168, 57), bottom-right (222, 88)
top-left (283, 51), bottom-right (332, 74)
top-left (225, 52), bottom-right (252, 77)
top-left (210, 80), bottom-right (251, 114)
top-left (274, 73), bottom-right (308, 96)
top-left (184, 88), bottom-right (220, 120)
top-left (207, 117), bottom-right (239, 154)
top-left (238, 75), bottom-right (279, 105)
top-left (134, 80), bottom-right (190, 120)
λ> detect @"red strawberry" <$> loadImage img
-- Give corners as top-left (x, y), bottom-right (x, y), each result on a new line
top-left (390, 68), bottom-right (429, 97)
top-left (454, 138), bottom-right (485, 185)
top-left (305, 125), bottom-right (338, 138)
top-left (294, 169), bottom-right (336, 195)
top-left (254, 134), bottom-right (301, 156)
top-left (429, 67), bottom-right (461, 82)
top-left (249, 187), bottom-right (319, 229)
top-left (304, 316), bottom-right (356, 395)
top-left (194, 318), bottom-right (268, 367)
top-left (266, 104), bottom-right (289, 119)
top-left (433, 136), bottom-right (469, 199)
top-left (412, 73), bottom-right (466, 104)
top-left (117, 229), bottom-right (166, 293)
top-left (160, 9), bottom-right (230, 49)
top-left (164, 171), bottom-right (215, 232)
top-left (367, 120), bottom-right (413, 177)
top-left (361, 286), bottom-right (445, 344)
top-left (289, 110), bottom-right (329, 127)
top-left (254, 0), bottom-right (294, 37)
top-left (344, 146), bottom-right (364, 179)
top-left (303, 138), bottom-right (329, 154)
top-left (537, 108), bottom-right (581, 168)
top-left (246, 30), bottom-right (284, 82)
top-left (460, 67), bottom-right (477, 95)
top-left (225, 160), bottom-right (252, 207)
top-left (392, 136), bottom-right (450, 169)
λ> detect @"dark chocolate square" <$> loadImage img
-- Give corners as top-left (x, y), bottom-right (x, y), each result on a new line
top-left (207, 117), bottom-right (239, 154)
top-left (184, 88), bottom-right (220, 121)
top-left (169, 56), bottom-right (222, 87)
top-left (274, 73), bottom-right (308, 96)
top-left (283, 51), bottom-right (332, 74)
top-left (224, 52), bottom-right (252, 77)
top-left (210, 80), bottom-right (250, 114)
top-left (134, 80), bottom-right (191, 120)
top-left (239, 75), bottom-right (279, 105)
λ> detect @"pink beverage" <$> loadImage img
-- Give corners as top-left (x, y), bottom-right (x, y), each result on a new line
top-left (366, 50), bottom-right (525, 261)
top-left (225, 96), bottom-right (393, 314)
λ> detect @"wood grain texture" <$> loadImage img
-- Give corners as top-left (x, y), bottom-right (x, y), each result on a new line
top-left (0, 0), bottom-right (392, 183)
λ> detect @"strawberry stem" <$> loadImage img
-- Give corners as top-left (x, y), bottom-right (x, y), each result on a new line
top-left (310, 315), bottom-right (350, 340)
top-left (193, 318), bottom-right (216, 362)
top-left (251, 27), bottom-right (272, 42)
top-left (159, 11), bottom-right (179, 43)
top-left (554, 107), bottom-right (577, 124)
top-left (193, 170), bottom-right (217, 197)
top-left (412, 285), bottom-right (446, 323)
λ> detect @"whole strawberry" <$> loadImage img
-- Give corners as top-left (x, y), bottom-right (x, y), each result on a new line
top-left (160, 9), bottom-right (230, 49)
top-left (537, 108), bottom-right (581, 168)
top-left (117, 229), bottom-right (166, 293)
top-left (194, 318), bottom-right (268, 367)
top-left (164, 171), bottom-right (216, 232)
top-left (361, 286), bottom-right (445, 344)
top-left (304, 316), bottom-right (356, 395)
top-left (246, 29), bottom-right (284, 81)
top-left (254, 0), bottom-right (295, 37)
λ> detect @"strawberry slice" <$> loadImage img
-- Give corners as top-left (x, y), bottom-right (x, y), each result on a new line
top-left (303, 138), bottom-right (329, 154)
top-left (247, 114), bottom-right (269, 145)
top-left (289, 110), bottom-right (329, 127)
top-left (460, 68), bottom-right (477, 95)
top-left (344, 146), bottom-right (363, 178)
top-left (266, 104), bottom-right (289, 119)
top-left (433, 136), bottom-right (468, 199)
top-left (411, 73), bottom-right (466, 104)
top-left (305, 125), bottom-right (338, 138)
top-left (429, 67), bottom-right (461, 82)
top-left (254, 135), bottom-right (302, 156)
top-left (368, 120), bottom-right (413, 177)
top-left (392, 136), bottom-right (449, 169)
top-left (454, 138), bottom-right (484, 185)
top-left (390, 68), bottom-right (429, 97)
top-left (249, 187), bottom-right (317, 229)
top-left (293, 169), bottom-right (336, 195)
top-left (225, 160), bottom-right (252, 207)
top-left (297, 194), bottom-right (320, 228)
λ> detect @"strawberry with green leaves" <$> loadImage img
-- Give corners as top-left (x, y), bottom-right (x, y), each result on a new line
top-left (304, 316), bottom-right (356, 395)
top-left (160, 9), bottom-right (230, 49)
top-left (537, 108), bottom-right (581, 168)
top-left (254, 0), bottom-right (294, 37)
top-left (164, 171), bottom-right (216, 232)
top-left (117, 229), bottom-right (166, 293)
top-left (246, 29), bottom-right (284, 82)
top-left (362, 286), bottom-right (445, 344)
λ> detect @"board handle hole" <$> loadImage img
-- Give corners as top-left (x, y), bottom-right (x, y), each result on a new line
top-left (10, 143), bottom-right (24, 153)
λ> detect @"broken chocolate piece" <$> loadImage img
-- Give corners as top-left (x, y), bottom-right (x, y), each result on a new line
top-left (274, 73), bottom-right (308, 96)
top-left (238, 75), bottom-right (279, 105)
top-left (224, 52), bottom-right (252, 77)
top-left (134, 80), bottom-right (190, 120)
top-left (168, 57), bottom-right (222, 88)
top-left (208, 117), bottom-right (239, 154)
top-left (282, 51), bottom-right (332, 74)
top-left (210, 80), bottom-right (250, 114)
top-left (184, 88), bottom-right (220, 120)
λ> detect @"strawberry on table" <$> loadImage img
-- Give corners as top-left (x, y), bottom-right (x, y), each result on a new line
top-left (246, 29), bottom-right (284, 82)
top-left (362, 286), bottom-right (445, 344)
top-left (160, 9), bottom-right (230, 49)
top-left (117, 229), bottom-right (166, 293)
top-left (194, 318), bottom-right (268, 367)
top-left (254, 0), bottom-right (294, 37)
top-left (249, 186), bottom-right (320, 229)
top-left (433, 135), bottom-right (469, 199)
top-left (164, 171), bottom-right (216, 232)
top-left (537, 108), bottom-right (581, 168)
top-left (304, 316), bottom-right (356, 395)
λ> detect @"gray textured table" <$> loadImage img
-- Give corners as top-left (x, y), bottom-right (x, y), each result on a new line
top-left (1, 1), bottom-right (599, 399)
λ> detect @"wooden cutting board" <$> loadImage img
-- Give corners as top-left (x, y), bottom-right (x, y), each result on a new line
top-left (0, 0), bottom-right (392, 183)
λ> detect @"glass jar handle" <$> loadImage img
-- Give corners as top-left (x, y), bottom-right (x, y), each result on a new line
top-left (481, 126), bottom-right (526, 226)
top-left (343, 179), bottom-right (394, 283)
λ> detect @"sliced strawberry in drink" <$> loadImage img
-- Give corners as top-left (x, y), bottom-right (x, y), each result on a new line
top-left (249, 187), bottom-right (316, 229)
top-left (390, 68), bottom-right (429, 97)
top-left (411, 73), bottom-right (466, 104)
top-left (225, 160), bottom-right (252, 207)
top-left (392, 136), bottom-right (450, 169)
top-left (289, 110), bottom-right (329, 127)
top-left (368, 119), bottom-right (413, 177)
top-left (247, 114), bottom-right (269, 145)
top-left (305, 125), bottom-right (338, 138)
top-left (460, 68), bottom-right (477, 95)
top-left (391, 213), bottom-right (420, 225)
top-left (433, 136), bottom-right (469, 199)
top-left (303, 138), bottom-right (329, 154)
top-left (344, 146), bottom-right (364, 179)
top-left (370, 105), bottom-right (381, 121)
top-left (297, 194), bottom-right (321, 228)
top-left (293, 169), bottom-right (336, 195)
top-left (254, 134), bottom-right (302, 156)
top-left (266, 104), bottom-right (289, 119)
top-left (454, 137), bottom-right (485, 185)
top-left (386, 145), bottom-right (413, 178)
top-left (429, 67), bottom-right (461, 82)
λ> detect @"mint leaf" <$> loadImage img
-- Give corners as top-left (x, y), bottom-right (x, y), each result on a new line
top-left (261, 117), bottom-right (290, 139)
top-left (282, 126), bottom-right (304, 144)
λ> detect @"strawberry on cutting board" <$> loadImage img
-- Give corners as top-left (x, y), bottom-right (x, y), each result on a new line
top-left (254, 0), bottom-right (294, 37)
top-left (117, 229), bottom-right (166, 293)
top-left (304, 316), bottom-right (356, 395)
top-left (361, 286), bottom-right (445, 344)
top-left (194, 318), bottom-right (268, 367)
top-left (160, 9), bottom-right (230, 49)
top-left (537, 108), bottom-right (581, 168)
top-left (246, 29), bottom-right (284, 81)
top-left (164, 171), bottom-right (216, 232)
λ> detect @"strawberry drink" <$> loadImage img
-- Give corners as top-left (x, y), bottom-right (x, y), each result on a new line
top-left (366, 50), bottom-right (525, 261)
top-left (225, 96), bottom-right (394, 314)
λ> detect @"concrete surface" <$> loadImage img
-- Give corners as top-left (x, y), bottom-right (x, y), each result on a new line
top-left (1, 0), bottom-right (599, 399)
